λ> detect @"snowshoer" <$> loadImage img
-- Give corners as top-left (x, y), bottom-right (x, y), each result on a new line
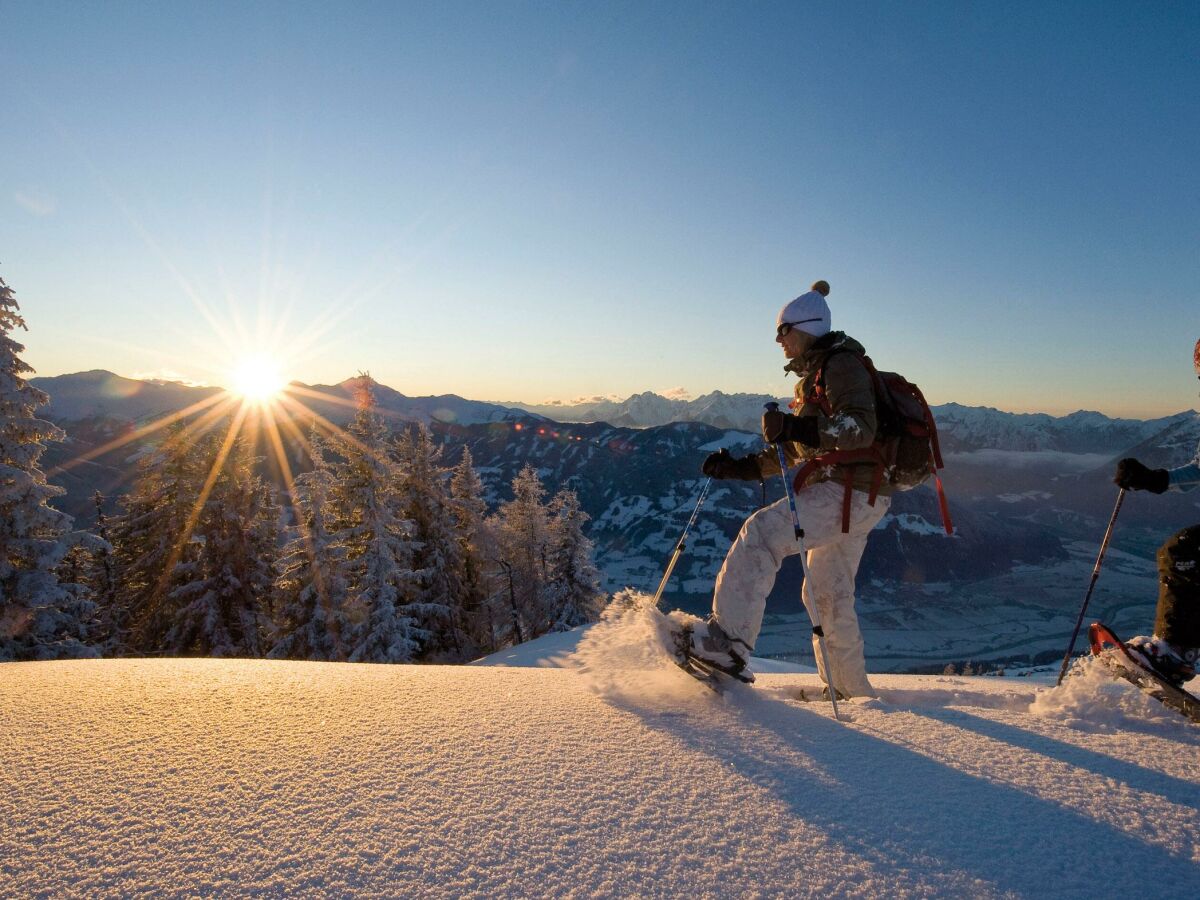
top-left (1110, 336), bottom-right (1200, 687)
top-left (693, 281), bottom-right (893, 697)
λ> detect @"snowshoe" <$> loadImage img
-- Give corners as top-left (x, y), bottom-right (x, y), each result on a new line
top-left (670, 632), bottom-right (725, 693)
top-left (672, 620), bottom-right (755, 687)
top-left (1088, 622), bottom-right (1200, 724)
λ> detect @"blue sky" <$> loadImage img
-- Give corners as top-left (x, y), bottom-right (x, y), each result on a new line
top-left (3, 1), bottom-right (1197, 416)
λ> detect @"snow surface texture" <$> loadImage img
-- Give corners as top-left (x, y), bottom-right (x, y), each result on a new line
top-left (4, 650), bottom-right (1199, 897)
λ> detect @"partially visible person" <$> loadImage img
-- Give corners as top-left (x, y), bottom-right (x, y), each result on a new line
top-left (1111, 337), bottom-right (1200, 686)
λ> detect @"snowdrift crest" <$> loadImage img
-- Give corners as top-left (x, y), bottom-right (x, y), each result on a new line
top-left (1031, 654), bottom-right (1192, 732)
top-left (568, 589), bottom-right (727, 707)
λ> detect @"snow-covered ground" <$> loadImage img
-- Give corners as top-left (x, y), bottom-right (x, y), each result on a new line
top-left (5, 623), bottom-right (1199, 897)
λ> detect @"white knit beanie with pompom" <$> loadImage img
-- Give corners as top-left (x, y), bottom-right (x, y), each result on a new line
top-left (776, 280), bottom-right (831, 337)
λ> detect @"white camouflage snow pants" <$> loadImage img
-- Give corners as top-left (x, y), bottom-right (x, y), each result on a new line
top-left (713, 480), bottom-right (890, 697)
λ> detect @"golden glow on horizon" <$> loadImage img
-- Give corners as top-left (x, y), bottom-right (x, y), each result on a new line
top-left (46, 291), bottom-right (387, 658)
top-left (230, 355), bottom-right (287, 404)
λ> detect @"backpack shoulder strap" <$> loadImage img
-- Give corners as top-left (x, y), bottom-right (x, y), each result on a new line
top-left (806, 348), bottom-right (870, 415)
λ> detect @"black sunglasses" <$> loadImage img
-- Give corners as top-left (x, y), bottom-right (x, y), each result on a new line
top-left (776, 318), bottom-right (823, 337)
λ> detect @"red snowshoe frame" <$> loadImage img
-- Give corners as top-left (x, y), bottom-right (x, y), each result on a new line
top-left (1088, 622), bottom-right (1200, 724)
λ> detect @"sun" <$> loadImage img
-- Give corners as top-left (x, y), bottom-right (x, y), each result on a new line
top-left (231, 355), bottom-right (287, 403)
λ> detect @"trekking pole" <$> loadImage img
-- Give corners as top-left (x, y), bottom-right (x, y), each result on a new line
top-left (766, 402), bottom-right (841, 721)
top-left (1056, 488), bottom-right (1126, 686)
top-left (652, 477), bottom-right (713, 609)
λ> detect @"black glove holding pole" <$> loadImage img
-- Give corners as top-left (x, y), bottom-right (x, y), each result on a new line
top-left (761, 408), bottom-right (821, 448)
top-left (1114, 458), bottom-right (1169, 494)
top-left (701, 448), bottom-right (762, 481)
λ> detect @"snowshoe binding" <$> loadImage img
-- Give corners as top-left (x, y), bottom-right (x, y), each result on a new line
top-left (1124, 634), bottom-right (1197, 686)
top-left (1088, 622), bottom-right (1200, 724)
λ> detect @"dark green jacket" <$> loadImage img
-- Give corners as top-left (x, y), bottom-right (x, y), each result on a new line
top-left (756, 331), bottom-right (894, 497)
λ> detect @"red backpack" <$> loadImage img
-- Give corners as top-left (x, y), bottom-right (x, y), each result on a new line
top-left (793, 351), bottom-right (953, 535)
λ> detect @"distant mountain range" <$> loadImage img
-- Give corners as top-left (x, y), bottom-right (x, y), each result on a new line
top-left (930, 403), bottom-right (1194, 455)
top-left (34, 370), bottom-right (224, 423)
top-left (34, 369), bottom-right (1198, 458)
top-left (505, 392), bottom-right (1196, 456)
top-left (508, 390), bottom-right (785, 433)
top-left (35, 370), bottom-right (535, 429)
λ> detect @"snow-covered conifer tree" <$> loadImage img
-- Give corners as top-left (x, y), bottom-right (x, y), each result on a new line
top-left (108, 423), bottom-right (206, 653)
top-left (448, 447), bottom-right (491, 652)
top-left (165, 435), bottom-right (279, 656)
top-left (334, 381), bottom-right (426, 663)
top-left (0, 275), bottom-right (96, 660)
top-left (270, 431), bottom-right (353, 661)
top-left (57, 543), bottom-right (90, 588)
top-left (543, 489), bottom-right (605, 631)
top-left (397, 423), bottom-right (465, 660)
top-left (488, 465), bottom-right (552, 645)
top-left (89, 492), bottom-right (119, 651)
top-left (55, 491), bottom-right (117, 652)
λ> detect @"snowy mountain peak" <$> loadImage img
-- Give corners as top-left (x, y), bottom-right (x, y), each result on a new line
top-left (1118, 410), bottom-right (1200, 467)
top-left (33, 370), bottom-right (222, 423)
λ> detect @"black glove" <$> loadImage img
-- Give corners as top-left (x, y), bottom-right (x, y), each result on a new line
top-left (701, 448), bottom-right (762, 481)
top-left (1114, 458), bottom-right (1169, 493)
top-left (761, 409), bottom-right (821, 448)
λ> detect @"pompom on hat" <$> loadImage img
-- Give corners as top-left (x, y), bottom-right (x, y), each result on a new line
top-left (777, 280), bottom-right (832, 338)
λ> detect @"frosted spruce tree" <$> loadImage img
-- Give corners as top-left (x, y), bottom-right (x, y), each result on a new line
top-left (397, 423), bottom-right (465, 661)
top-left (55, 491), bottom-right (117, 652)
top-left (89, 491), bottom-right (119, 651)
top-left (165, 435), bottom-right (279, 656)
top-left (335, 381), bottom-right (427, 663)
top-left (448, 446), bottom-right (492, 653)
top-left (0, 275), bottom-right (96, 660)
top-left (270, 430), bottom-right (353, 661)
top-left (488, 465), bottom-right (552, 646)
top-left (543, 489), bottom-right (605, 632)
top-left (108, 422), bottom-right (206, 654)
